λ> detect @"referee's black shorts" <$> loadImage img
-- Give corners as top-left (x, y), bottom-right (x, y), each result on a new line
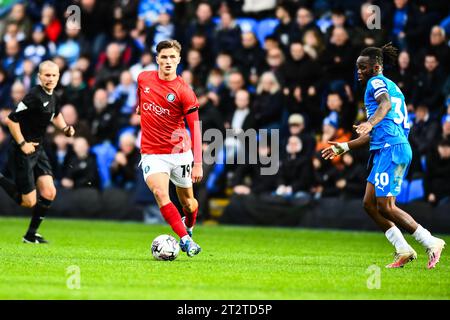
top-left (7, 144), bottom-right (53, 195)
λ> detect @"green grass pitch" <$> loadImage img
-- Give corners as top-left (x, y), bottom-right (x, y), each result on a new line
top-left (0, 217), bottom-right (449, 300)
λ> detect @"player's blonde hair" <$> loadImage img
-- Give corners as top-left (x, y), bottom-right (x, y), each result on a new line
top-left (156, 40), bottom-right (182, 55)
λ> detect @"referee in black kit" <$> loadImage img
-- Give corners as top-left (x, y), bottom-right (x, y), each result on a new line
top-left (0, 60), bottom-right (75, 243)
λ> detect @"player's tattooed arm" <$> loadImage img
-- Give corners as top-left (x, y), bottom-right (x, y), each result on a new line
top-left (354, 92), bottom-right (392, 135)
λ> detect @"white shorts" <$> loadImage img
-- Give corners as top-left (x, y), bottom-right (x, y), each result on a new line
top-left (140, 151), bottom-right (194, 188)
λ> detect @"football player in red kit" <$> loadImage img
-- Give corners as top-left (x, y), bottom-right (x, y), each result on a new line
top-left (137, 40), bottom-right (203, 257)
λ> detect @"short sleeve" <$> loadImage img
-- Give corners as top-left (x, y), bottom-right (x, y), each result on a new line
top-left (369, 78), bottom-right (388, 100)
top-left (181, 85), bottom-right (199, 115)
top-left (8, 92), bottom-right (39, 122)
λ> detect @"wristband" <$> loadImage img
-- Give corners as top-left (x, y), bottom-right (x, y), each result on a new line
top-left (18, 140), bottom-right (26, 147)
top-left (331, 142), bottom-right (349, 155)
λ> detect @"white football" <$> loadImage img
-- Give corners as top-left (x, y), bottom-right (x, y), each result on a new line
top-left (151, 234), bottom-right (180, 261)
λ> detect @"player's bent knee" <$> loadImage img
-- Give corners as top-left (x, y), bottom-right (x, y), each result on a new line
top-left (40, 188), bottom-right (56, 201)
top-left (182, 198), bottom-right (198, 213)
top-left (21, 197), bottom-right (37, 208)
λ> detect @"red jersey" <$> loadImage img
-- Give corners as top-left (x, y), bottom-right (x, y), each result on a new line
top-left (137, 71), bottom-right (199, 155)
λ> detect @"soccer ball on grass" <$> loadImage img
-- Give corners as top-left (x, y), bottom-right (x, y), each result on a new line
top-left (151, 234), bottom-right (180, 261)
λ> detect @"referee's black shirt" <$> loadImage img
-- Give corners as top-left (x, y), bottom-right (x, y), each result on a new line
top-left (8, 85), bottom-right (60, 143)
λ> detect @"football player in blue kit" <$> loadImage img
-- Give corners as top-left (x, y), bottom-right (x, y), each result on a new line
top-left (322, 43), bottom-right (445, 269)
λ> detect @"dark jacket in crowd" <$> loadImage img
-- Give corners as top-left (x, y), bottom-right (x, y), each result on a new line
top-left (424, 144), bottom-right (450, 202)
top-left (278, 152), bottom-right (314, 192)
top-left (232, 162), bottom-right (278, 195)
top-left (64, 153), bottom-right (101, 189)
top-left (110, 148), bottom-right (140, 189)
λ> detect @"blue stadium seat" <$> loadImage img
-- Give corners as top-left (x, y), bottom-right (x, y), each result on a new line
top-left (235, 17), bottom-right (258, 33)
top-left (396, 180), bottom-right (409, 204)
top-left (407, 179), bottom-right (424, 202)
top-left (91, 141), bottom-right (117, 189)
top-left (256, 18), bottom-right (279, 46)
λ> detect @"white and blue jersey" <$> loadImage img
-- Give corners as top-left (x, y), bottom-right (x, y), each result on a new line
top-left (364, 74), bottom-right (410, 150)
top-left (365, 74), bottom-right (412, 197)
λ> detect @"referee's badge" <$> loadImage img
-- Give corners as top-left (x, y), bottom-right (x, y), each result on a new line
top-left (166, 93), bottom-right (176, 102)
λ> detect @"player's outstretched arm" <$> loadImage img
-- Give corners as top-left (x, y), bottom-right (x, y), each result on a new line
top-left (321, 134), bottom-right (370, 160)
top-left (52, 113), bottom-right (75, 137)
top-left (354, 92), bottom-right (392, 135)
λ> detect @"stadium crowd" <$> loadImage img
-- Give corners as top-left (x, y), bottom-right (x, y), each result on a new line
top-left (0, 0), bottom-right (449, 220)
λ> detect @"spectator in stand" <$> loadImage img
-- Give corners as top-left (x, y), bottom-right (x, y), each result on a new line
top-left (252, 71), bottom-right (283, 130)
top-left (234, 31), bottom-right (266, 80)
top-left (232, 143), bottom-right (278, 195)
top-left (185, 2), bottom-right (216, 47)
top-left (23, 23), bottom-right (56, 66)
top-left (335, 152), bottom-right (367, 199)
top-left (215, 51), bottom-right (234, 82)
top-left (56, 26), bottom-right (90, 68)
top-left (275, 135), bottom-right (314, 198)
top-left (325, 91), bottom-right (357, 132)
top-left (280, 41), bottom-right (323, 128)
top-left (417, 26), bottom-right (449, 74)
top-left (145, 11), bottom-right (176, 55)
top-left (425, 139), bottom-right (450, 206)
top-left (61, 137), bottom-right (100, 190)
top-left (316, 115), bottom-right (351, 170)
top-left (384, 0), bottom-right (421, 51)
top-left (88, 89), bottom-right (118, 144)
top-left (411, 53), bottom-right (445, 116)
top-left (47, 131), bottom-right (74, 183)
top-left (0, 3), bottom-right (32, 40)
top-left (264, 47), bottom-right (285, 84)
top-left (62, 69), bottom-right (91, 120)
top-left (206, 68), bottom-right (226, 108)
top-left (1, 39), bottom-right (23, 79)
top-left (188, 32), bottom-right (215, 69)
top-left (219, 69), bottom-right (246, 120)
top-left (41, 4), bottom-right (62, 43)
top-left (185, 48), bottom-right (208, 88)
top-left (289, 6), bottom-right (321, 43)
top-left (408, 104), bottom-right (440, 178)
top-left (273, 3), bottom-right (295, 51)
top-left (17, 60), bottom-right (37, 91)
top-left (353, 2), bottom-right (386, 50)
top-left (386, 51), bottom-right (415, 104)
top-left (110, 21), bottom-right (141, 67)
top-left (2, 22), bottom-right (26, 47)
top-left (302, 29), bottom-right (325, 60)
top-left (110, 70), bottom-right (138, 128)
top-left (321, 26), bottom-right (356, 88)
top-left (110, 133), bottom-right (140, 190)
top-left (129, 50), bottom-right (157, 82)
top-left (283, 114), bottom-right (316, 158)
top-left (60, 104), bottom-right (93, 144)
top-left (213, 11), bottom-right (242, 56)
top-left (112, 0), bottom-right (140, 31)
top-left (95, 43), bottom-right (126, 88)
top-left (79, 0), bottom-right (113, 59)
top-left (9, 81), bottom-right (26, 108)
top-left (325, 7), bottom-right (354, 44)
top-left (196, 87), bottom-right (225, 136)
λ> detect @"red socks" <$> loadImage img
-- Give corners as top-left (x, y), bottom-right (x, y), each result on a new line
top-left (160, 202), bottom-right (188, 238)
top-left (183, 206), bottom-right (198, 228)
